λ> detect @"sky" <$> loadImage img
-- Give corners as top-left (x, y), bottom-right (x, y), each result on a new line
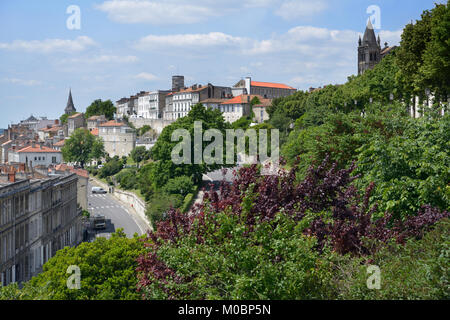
top-left (0, 0), bottom-right (444, 128)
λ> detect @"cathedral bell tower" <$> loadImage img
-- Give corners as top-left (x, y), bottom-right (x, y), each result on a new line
top-left (358, 19), bottom-right (381, 75)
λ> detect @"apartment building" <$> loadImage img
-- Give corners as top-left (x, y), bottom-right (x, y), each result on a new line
top-left (137, 90), bottom-right (171, 119)
top-left (115, 98), bottom-right (131, 118)
top-left (0, 166), bottom-right (83, 285)
top-left (164, 84), bottom-right (232, 120)
top-left (99, 120), bottom-right (136, 158)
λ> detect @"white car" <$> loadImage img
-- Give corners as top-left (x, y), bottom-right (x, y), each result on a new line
top-left (92, 187), bottom-right (107, 194)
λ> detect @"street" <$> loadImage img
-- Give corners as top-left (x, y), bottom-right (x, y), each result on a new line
top-left (87, 182), bottom-right (148, 239)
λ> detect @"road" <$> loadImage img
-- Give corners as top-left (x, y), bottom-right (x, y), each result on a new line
top-left (87, 182), bottom-right (148, 239)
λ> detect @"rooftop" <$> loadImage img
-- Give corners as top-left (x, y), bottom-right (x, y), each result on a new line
top-left (17, 145), bottom-right (61, 153)
top-left (99, 120), bottom-right (127, 127)
top-left (251, 81), bottom-right (296, 90)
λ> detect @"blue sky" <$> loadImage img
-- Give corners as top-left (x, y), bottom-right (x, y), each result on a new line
top-left (0, 0), bottom-right (443, 128)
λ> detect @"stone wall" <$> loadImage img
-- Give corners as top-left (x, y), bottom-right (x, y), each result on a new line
top-left (129, 118), bottom-right (174, 134)
top-left (91, 177), bottom-right (152, 230)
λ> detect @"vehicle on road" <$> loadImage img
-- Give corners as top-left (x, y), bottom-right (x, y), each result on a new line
top-left (93, 214), bottom-right (106, 230)
top-left (92, 187), bottom-right (107, 194)
top-left (98, 165), bottom-right (104, 169)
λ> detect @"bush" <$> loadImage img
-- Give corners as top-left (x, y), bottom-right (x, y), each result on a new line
top-left (161, 175), bottom-right (194, 197)
top-left (146, 192), bottom-right (184, 227)
top-left (99, 158), bottom-right (124, 179)
top-left (334, 218), bottom-right (450, 300)
top-left (116, 168), bottom-right (138, 190)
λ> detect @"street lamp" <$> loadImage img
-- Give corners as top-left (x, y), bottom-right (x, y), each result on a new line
top-left (369, 97), bottom-right (373, 104)
top-left (389, 93), bottom-right (394, 101)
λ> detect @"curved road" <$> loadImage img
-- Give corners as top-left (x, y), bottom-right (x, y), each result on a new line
top-left (87, 182), bottom-right (148, 239)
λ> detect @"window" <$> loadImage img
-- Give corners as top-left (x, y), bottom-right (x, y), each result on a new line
top-left (52, 157), bottom-right (57, 164)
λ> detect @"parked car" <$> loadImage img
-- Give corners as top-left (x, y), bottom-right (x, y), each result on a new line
top-left (98, 165), bottom-right (104, 169)
top-left (92, 214), bottom-right (106, 230)
top-left (92, 187), bottom-right (107, 194)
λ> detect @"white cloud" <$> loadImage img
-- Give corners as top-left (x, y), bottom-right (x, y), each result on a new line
top-left (134, 72), bottom-right (158, 81)
top-left (0, 36), bottom-right (96, 53)
top-left (275, 0), bottom-right (327, 20)
top-left (61, 55), bottom-right (139, 64)
top-left (95, 0), bottom-right (218, 25)
top-left (379, 29), bottom-right (402, 46)
top-left (135, 32), bottom-right (247, 50)
top-left (2, 78), bottom-right (42, 86)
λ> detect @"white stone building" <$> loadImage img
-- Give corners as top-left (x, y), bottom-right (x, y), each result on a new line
top-left (137, 91), bottom-right (171, 119)
top-left (99, 120), bottom-right (136, 158)
top-left (9, 145), bottom-right (62, 167)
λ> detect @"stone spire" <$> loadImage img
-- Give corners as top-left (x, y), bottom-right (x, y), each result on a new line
top-left (363, 19), bottom-right (377, 45)
top-left (65, 89), bottom-right (77, 115)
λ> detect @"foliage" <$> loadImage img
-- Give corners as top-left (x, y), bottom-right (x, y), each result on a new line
top-left (150, 103), bottom-right (232, 184)
top-left (61, 128), bottom-right (105, 168)
top-left (98, 157), bottom-right (124, 179)
top-left (136, 159), bottom-right (449, 299)
top-left (334, 218), bottom-right (450, 300)
top-left (115, 168), bottom-right (138, 190)
top-left (0, 231), bottom-right (146, 300)
top-left (130, 146), bottom-right (150, 163)
top-left (146, 192), bottom-right (184, 227)
top-left (85, 99), bottom-right (116, 120)
top-left (355, 112), bottom-right (450, 219)
top-left (162, 175), bottom-right (194, 197)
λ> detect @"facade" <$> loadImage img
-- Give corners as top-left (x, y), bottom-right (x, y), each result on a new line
top-left (64, 89), bottom-right (77, 115)
top-left (20, 116), bottom-right (59, 133)
top-left (219, 95), bottom-right (253, 123)
top-left (67, 113), bottom-right (85, 136)
top-left (137, 90), bottom-right (171, 119)
top-left (252, 98), bottom-right (272, 123)
top-left (9, 145), bottom-right (62, 168)
top-left (115, 98), bottom-right (131, 118)
top-left (48, 164), bottom-right (89, 211)
top-left (87, 115), bottom-right (107, 132)
top-left (164, 84), bottom-right (232, 120)
top-left (218, 94), bottom-right (271, 123)
top-left (233, 77), bottom-right (296, 99)
top-left (99, 120), bottom-right (136, 158)
top-left (0, 167), bottom-right (83, 285)
top-left (38, 125), bottom-right (64, 142)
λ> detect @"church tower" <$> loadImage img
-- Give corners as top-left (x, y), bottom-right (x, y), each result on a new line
top-left (64, 89), bottom-right (77, 115)
top-left (358, 19), bottom-right (381, 75)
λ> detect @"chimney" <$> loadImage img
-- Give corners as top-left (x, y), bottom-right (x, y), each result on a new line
top-left (8, 171), bottom-right (15, 183)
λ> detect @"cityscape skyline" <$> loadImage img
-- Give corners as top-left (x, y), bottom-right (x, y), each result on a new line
top-left (0, 0), bottom-right (443, 128)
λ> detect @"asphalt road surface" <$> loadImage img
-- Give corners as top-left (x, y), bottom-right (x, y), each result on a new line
top-left (87, 182), bottom-right (147, 239)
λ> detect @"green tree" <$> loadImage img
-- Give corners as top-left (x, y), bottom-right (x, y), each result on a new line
top-left (85, 99), bottom-right (117, 120)
top-left (130, 146), bottom-right (150, 163)
top-left (0, 230), bottom-right (146, 300)
top-left (61, 128), bottom-right (105, 168)
top-left (151, 103), bottom-right (231, 184)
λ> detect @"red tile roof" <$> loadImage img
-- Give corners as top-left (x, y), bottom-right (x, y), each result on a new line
top-left (43, 126), bottom-right (62, 133)
top-left (99, 120), bottom-right (127, 127)
top-left (221, 95), bottom-right (247, 105)
top-left (68, 113), bottom-right (83, 119)
top-left (53, 140), bottom-right (66, 147)
top-left (53, 164), bottom-right (89, 178)
top-left (17, 145), bottom-right (61, 153)
top-left (251, 81), bottom-right (295, 90)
